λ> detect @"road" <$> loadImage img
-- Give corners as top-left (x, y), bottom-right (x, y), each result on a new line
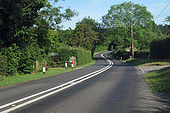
top-left (0, 52), bottom-right (168, 113)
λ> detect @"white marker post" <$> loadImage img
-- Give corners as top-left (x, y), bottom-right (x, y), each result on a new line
top-left (43, 64), bottom-right (46, 74)
top-left (71, 61), bottom-right (74, 69)
top-left (65, 61), bottom-right (67, 70)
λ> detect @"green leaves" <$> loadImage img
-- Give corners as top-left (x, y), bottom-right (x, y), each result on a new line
top-left (38, 3), bottom-right (77, 29)
top-left (102, 2), bottom-right (157, 51)
top-left (69, 23), bottom-right (98, 50)
top-left (102, 2), bottom-right (153, 28)
top-left (165, 16), bottom-right (170, 22)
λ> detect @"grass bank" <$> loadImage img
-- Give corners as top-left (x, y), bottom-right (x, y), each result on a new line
top-left (125, 58), bottom-right (170, 93)
top-left (125, 58), bottom-right (170, 66)
top-left (0, 61), bottom-right (95, 87)
top-left (144, 67), bottom-right (170, 93)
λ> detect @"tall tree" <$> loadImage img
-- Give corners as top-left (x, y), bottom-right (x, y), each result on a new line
top-left (0, 0), bottom-right (46, 48)
top-left (69, 23), bottom-right (98, 50)
top-left (102, 2), bottom-right (153, 57)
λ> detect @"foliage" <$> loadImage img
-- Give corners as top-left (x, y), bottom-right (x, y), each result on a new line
top-left (150, 37), bottom-right (170, 59)
top-left (95, 45), bottom-right (108, 53)
top-left (125, 58), bottom-right (170, 66)
top-left (102, 2), bottom-right (157, 52)
top-left (158, 24), bottom-right (170, 35)
top-left (38, 2), bottom-right (77, 29)
top-left (49, 47), bottom-right (92, 67)
top-left (102, 2), bottom-right (153, 28)
top-left (0, 53), bottom-right (6, 76)
top-left (111, 46), bottom-right (130, 59)
top-left (18, 44), bottom-right (47, 74)
top-left (0, 0), bottom-right (46, 48)
top-left (69, 23), bottom-right (98, 50)
top-left (1, 44), bottom-right (21, 76)
top-left (165, 16), bottom-right (170, 22)
top-left (76, 17), bottom-right (105, 46)
top-left (0, 0), bottom-right (77, 76)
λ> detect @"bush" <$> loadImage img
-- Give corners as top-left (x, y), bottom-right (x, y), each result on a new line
top-left (0, 44), bottom-right (48, 76)
top-left (1, 44), bottom-right (21, 76)
top-left (150, 37), bottom-right (170, 59)
top-left (18, 44), bottom-right (47, 74)
top-left (0, 54), bottom-right (7, 76)
top-left (135, 51), bottom-right (150, 59)
top-left (111, 47), bottom-right (130, 59)
top-left (95, 45), bottom-right (108, 53)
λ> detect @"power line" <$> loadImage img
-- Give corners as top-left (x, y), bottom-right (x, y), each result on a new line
top-left (155, 1), bottom-right (170, 20)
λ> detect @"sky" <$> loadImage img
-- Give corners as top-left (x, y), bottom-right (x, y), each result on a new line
top-left (50, 0), bottom-right (170, 29)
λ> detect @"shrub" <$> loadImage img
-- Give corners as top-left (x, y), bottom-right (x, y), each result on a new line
top-left (111, 46), bottom-right (130, 59)
top-left (1, 44), bottom-right (21, 76)
top-left (150, 37), bottom-right (170, 59)
top-left (18, 44), bottom-right (47, 74)
top-left (0, 54), bottom-right (7, 76)
top-left (95, 45), bottom-right (108, 53)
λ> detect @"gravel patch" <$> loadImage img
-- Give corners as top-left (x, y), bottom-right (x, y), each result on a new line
top-left (139, 66), bottom-right (170, 74)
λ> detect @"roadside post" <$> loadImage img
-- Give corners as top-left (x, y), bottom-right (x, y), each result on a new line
top-left (65, 61), bottom-right (68, 70)
top-left (71, 61), bottom-right (74, 69)
top-left (43, 64), bottom-right (46, 74)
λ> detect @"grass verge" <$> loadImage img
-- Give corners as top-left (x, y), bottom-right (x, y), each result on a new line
top-left (0, 60), bottom-right (95, 87)
top-left (125, 58), bottom-right (170, 66)
top-left (144, 67), bottom-right (170, 93)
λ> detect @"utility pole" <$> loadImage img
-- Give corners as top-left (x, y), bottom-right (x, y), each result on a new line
top-left (131, 22), bottom-right (134, 58)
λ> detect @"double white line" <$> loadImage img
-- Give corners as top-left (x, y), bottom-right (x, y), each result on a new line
top-left (0, 52), bottom-right (113, 113)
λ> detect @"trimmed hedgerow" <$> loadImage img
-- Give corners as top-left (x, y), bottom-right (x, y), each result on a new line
top-left (50, 47), bottom-right (92, 67)
top-left (150, 37), bottom-right (170, 59)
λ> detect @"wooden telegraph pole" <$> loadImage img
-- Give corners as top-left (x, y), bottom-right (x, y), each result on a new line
top-left (131, 22), bottom-right (134, 58)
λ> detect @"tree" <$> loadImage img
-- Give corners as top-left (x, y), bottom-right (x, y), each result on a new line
top-left (0, 0), bottom-right (77, 76)
top-left (102, 2), bottom-right (153, 57)
top-left (38, 2), bottom-right (77, 29)
top-left (166, 16), bottom-right (170, 22)
top-left (0, 0), bottom-right (46, 48)
top-left (69, 23), bottom-right (98, 50)
top-left (76, 17), bottom-right (105, 47)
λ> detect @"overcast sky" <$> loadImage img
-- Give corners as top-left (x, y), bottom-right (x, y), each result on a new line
top-left (50, 0), bottom-right (170, 29)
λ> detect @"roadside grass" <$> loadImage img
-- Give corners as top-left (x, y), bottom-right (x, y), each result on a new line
top-left (0, 60), bottom-right (95, 87)
top-left (125, 58), bottom-right (170, 66)
top-left (144, 67), bottom-right (170, 93)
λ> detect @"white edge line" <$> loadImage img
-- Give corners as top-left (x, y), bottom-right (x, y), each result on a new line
top-left (139, 66), bottom-right (145, 74)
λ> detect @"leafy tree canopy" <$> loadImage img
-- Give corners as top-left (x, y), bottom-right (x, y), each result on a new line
top-left (102, 2), bottom-right (153, 28)
top-left (69, 23), bottom-right (98, 50)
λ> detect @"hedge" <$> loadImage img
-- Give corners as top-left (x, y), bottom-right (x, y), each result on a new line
top-left (0, 54), bottom-right (6, 76)
top-left (49, 47), bottom-right (92, 67)
top-left (0, 44), bottom-right (92, 76)
top-left (0, 44), bottom-right (47, 76)
top-left (150, 37), bottom-right (170, 59)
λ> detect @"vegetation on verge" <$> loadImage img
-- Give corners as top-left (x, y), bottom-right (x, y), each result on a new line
top-left (144, 67), bottom-right (170, 93)
top-left (125, 58), bottom-right (170, 66)
top-left (0, 61), bottom-right (95, 87)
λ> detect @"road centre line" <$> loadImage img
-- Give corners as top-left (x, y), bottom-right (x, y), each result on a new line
top-left (0, 52), bottom-right (113, 113)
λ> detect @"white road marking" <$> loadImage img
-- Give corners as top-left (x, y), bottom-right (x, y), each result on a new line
top-left (139, 66), bottom-right (145, 74)
top-left (0, 52), bottom-right (113, 113)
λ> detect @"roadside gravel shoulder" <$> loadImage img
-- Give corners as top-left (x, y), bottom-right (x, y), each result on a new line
top-left (139, 65), bottom-right (170, 74)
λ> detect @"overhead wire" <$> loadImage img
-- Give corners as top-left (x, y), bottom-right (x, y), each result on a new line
top-left (155, 1), bottom-right (170, 20)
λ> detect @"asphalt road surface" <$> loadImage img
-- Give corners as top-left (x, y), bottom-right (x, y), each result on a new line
top-left (0, 52), bottom-right (169, 113)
